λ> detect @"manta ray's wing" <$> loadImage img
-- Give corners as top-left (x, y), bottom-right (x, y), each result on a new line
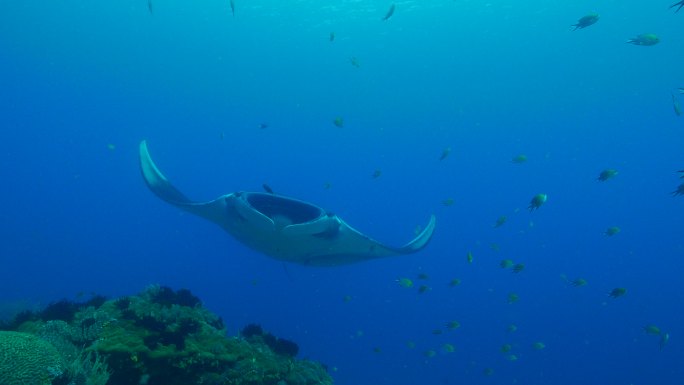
top-left (139, 140), bottom-right (436, 266)
top-left (299, 215), bottom-right (436, 266)
top-left (139, 140), bottom-right (228, 224)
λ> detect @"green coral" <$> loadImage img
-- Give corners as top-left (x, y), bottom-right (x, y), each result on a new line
top-left (0, 331), bottom-right (64, 385)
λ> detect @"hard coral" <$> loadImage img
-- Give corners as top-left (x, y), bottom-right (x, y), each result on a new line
top-left (149, 286), bottom-right (201, 308)
top-left (39, 300), bottom-right (80, 323)
top-left (0, 331), bottom-right (64, 385)
top-left (4, 287), bottom-right (332, 385)
top-left (241, 324), bottom-right (300, 357)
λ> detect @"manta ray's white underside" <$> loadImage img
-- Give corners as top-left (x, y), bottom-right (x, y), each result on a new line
top-left (139, 140), bottom-right (435, 266)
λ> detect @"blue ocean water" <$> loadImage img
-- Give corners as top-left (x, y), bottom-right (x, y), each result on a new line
top-left (1, 0), bottom-right (683, 384)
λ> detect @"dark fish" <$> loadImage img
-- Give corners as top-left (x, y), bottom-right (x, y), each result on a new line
top-left (258, 122), bottom-right (269, 129)
top-left (329, 32), bottom-right (335, 42)
top-left (571, 13), bottom-right (599, 30)
top-left (439, 147), bottom-right (451, 161)
top-left (382, 4), bottom-right (395, 21)
top-left (229, 0), bottom-right (235, 16)
top-left (147, 0), bottom-right (153, 15)
top-left (608, 287), bottom-right (627, 298)
top-left (671, 1), bottom-right (684, 13)
top-left (597, 168), bottom-right (618, 182)
top-left (262, 184), bottom-right (274, 194)
top-left (660, 333), bottom-right (670, 350)
top-left (673, 94), bottom-right (682, 116)
top-left (626, 33), bottom-right (660, 46)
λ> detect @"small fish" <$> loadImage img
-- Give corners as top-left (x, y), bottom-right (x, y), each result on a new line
top-left (372, 169), bottom-right (382, 179)
top-left (570, 278), bottom-right (588, 287)
top-left (323, 182), bottom-right (332, 190)
top-left (643, 325), bottom-right (662, 335)
top-left (511, 154), bottom-right (528, 164)
top-left (333, 116), bottom-right (344, 127)
top-left (528, 193), bottom-right (547, 211)
top-left (494, 215), bottom-right (507, 228)
top-left (449, 278), bottom-right (462, 287)
top-left (439, 147), bottom-right (451, 161)
top-left (512, 263), bottom-right (525, 273)
top-left (397, 277), bottom-right (413, 288)
top-left (571, 13), bottom-right (599, 30)
top-left (608, 287), bottom-right (627, 298)
top-left (107, 144), bottom-right (116, 151)
top-left (673, 94), bottom-right (682, 116)
top-left (446, 321), bottom-right (461, 330)
top-left (483, 368), bottom-right (494, 376)
top-left (329, 32), bottom-right (335, 42)
top-left (258, 122), bottom-right (269, 129)
top-left (262, 184), bottom-right (274, 194)
top-left (442, 198), bottom-right (454, 206)
top-left (500, 344), bottom-right (512, 353)
top-left (418, 285), bottom-right (431, 294)
top-left (466, 251), bottom-right (474, 264)
top-left (678, 88), bottom-right (684, 94)
top-left (442, 343), bottom-right (455, 353)
top-left (349, 57), bottom-right (360, 68)
top-left (417, 272), bottom-right (430, 280)
top-left (147, 0), bottom-right (153, 15)
top-left (506, 354), bottom-right (518, 361)
top-left (406, 341), bottom-right (416, 349)
top-left (229, 0), bottom-right (235, 16)
top-left (382, 3), bottom-right (395, 21)
top-left (627, 33), bottom-right (660, 46)
top-left (490, 243), bottom-right (501, 252)
top-left (431, 329), bottom-right (443, 335)
top-left (532, 342), bottom-right (546, 350)
top-left (506, 324), bottom-right (518, 333)
top-left (424, 349), bottom-right (436, 358)
top-left (604, 226), bottom-right (621, 236)
top-left (373, 346), bottom-right (382, 353)
top-left (597, 169), bottom-right (618, 181)
top-left (500, 259), bottom-right (514, 269)
top-left (343, 295), bottom-right (352, 303)
top-left (508, 293), bottom-right (520, 304)
top-left (660, 333), bottom-right (670, 350)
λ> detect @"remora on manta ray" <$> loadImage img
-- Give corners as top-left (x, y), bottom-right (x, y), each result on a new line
top-left (139, 141), bottom-right (436, 266)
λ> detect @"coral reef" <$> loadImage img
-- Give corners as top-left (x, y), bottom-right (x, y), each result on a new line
top-left (0, 331), bottom-right (65, 385)
top-left (2, 285), bottom-right (333, 385)
top-left (241, 324), bottom-right (300, 357)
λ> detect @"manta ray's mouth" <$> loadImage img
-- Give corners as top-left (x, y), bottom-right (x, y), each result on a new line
top-left (244, 192), bottom-right (324, 225)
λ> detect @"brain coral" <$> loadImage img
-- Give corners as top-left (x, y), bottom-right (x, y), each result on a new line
top-left (0, 331), bottom-right (64, 385)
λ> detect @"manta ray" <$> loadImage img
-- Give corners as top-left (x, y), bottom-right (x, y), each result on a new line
top-left (139, 141), bottom-right (436, 266)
